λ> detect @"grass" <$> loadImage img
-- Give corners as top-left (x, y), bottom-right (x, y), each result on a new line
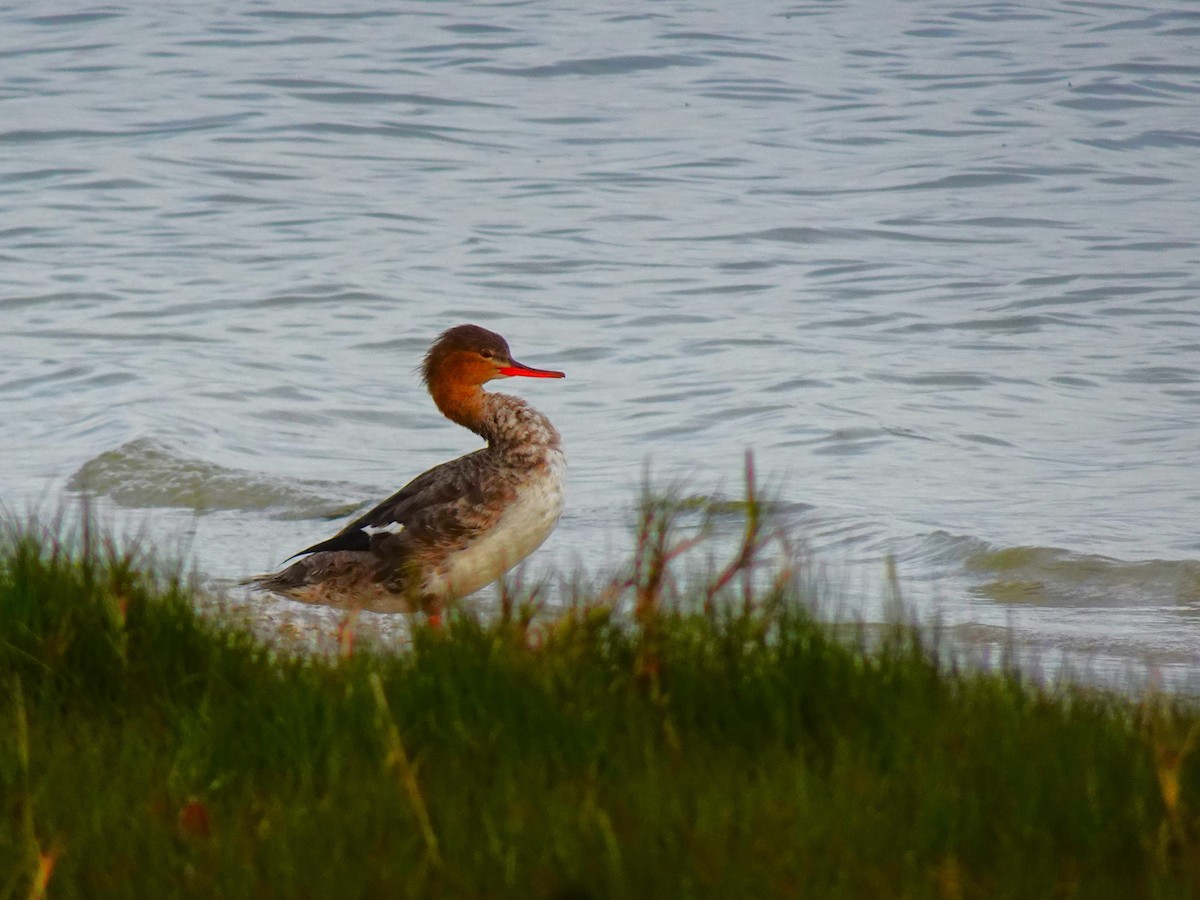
top-left (3, 477), bottom-right (1200, 899)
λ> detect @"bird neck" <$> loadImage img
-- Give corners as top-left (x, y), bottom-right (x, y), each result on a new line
top-left (430, 380), bottom-right (559, 452)
top-left (429, 379), bottom-right (486, 432)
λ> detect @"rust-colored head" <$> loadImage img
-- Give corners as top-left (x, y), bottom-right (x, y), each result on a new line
top-left (422, 324), bottom-right (564, 427)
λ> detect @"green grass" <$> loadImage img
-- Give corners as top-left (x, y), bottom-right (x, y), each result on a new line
top-left (3, 494), bottom-right (1200, 899)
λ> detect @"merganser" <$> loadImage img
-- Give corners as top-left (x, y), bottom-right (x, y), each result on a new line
top-left (247, 324), bottom-right (566, 614)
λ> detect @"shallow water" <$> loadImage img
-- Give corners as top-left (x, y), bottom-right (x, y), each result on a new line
top-left (3, 2), bottom-right (1200, 686)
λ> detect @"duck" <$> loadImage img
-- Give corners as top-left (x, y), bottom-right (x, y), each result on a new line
top-left (246, 324), bottom-right (565, 614)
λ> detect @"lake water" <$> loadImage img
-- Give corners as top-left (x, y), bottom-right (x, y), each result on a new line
top-left (3, 2), bottom-right (1199, 686)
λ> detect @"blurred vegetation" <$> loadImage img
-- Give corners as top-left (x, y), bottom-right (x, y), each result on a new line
top-left (3, 471), bottom-right (1200, 899)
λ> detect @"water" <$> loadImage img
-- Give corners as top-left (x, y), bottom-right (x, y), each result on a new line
top-left (3, 2), bottom-right (1199, 684)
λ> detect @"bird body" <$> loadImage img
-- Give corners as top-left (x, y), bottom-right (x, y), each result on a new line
top-left (246, 325), bottom-right (565, 613)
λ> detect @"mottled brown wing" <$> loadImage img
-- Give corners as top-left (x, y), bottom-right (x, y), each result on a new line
top-left (287, 448), bottom-right (503, 559)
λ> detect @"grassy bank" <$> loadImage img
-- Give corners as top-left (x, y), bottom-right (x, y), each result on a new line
top-left (3, 498), bottom-right (1200, 899)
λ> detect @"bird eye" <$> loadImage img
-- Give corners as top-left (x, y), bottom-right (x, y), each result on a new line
top-left (479, 349), bottom-right (495, 359)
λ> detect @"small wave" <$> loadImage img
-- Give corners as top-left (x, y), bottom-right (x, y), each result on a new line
top-left (472, 54), bottom-right (704, 78)
top-left (912, 531), bottom-right (1200, 608)
top-left (67, 438), bottom-right (363, 521)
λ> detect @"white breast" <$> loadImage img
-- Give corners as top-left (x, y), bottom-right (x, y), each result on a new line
top-left (426, 449), bottom-right (566, 600)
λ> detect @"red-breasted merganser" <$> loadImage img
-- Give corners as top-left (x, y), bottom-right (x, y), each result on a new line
top-left (247, 324), bottom-right (565, 613)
